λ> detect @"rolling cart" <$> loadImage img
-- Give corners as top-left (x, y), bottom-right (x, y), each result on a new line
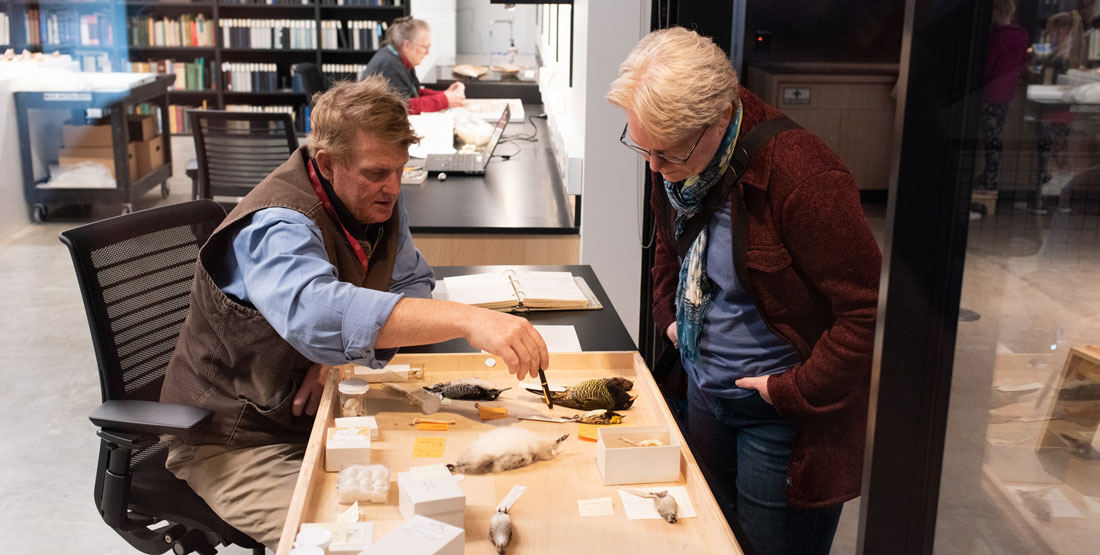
top-left (14, 74), bottom-right (174, 222)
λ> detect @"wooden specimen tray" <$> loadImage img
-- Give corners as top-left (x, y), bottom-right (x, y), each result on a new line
top-left (276, 351), bottom-right (741, 554)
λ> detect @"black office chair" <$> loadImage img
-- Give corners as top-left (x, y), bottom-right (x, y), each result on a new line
top-left (60, 200), bottom-right (265, 555)
top-left (291, 62), bottom-right (326, 102)
top-left (188, 110), bottom-right (298, 208)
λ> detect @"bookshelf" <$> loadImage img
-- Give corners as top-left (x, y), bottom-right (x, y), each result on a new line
top-left (3, 0), bottom-right (409, 134)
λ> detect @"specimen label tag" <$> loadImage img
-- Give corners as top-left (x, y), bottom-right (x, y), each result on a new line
top-left (412, 437), bottom-right (446, 458)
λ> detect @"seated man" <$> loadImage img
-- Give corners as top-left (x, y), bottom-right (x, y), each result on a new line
top-left (160, 75), bottom-right (547, 550)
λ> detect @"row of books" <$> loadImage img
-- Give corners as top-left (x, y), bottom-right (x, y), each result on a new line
top-left (24, 8), bottom-right (114, 47)
top-left (319, 0), bottom-right (405, 5)
top-left (0, 13), bottom-right (9, 46)
top-left (129, 15), bottom-right (215, 48)
top-left (220, 19), bottom-right (317, 49)
top-left (223, 62), bottom-right (283, 93)
top-left (226, 103), bottom-right (308, 133)
top-left (127, 58), bottom-right (214, 91)
top-left (77, 50), bottom-right (113, 72)
top-left (320, 20), bottom-right (386, 50)
top-left (167, 104), bottom-right (200, 134)
top-left (321, 63), bottom-right (367, 83)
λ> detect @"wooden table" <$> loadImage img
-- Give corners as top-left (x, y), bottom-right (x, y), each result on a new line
top-left (276, 351), bottom-right (740, 554)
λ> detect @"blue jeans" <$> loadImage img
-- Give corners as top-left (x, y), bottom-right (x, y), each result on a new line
top-left (686, 378), bottom-right (842, 555)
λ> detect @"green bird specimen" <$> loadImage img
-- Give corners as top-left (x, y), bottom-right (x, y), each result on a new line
top-left (524, 377), bottom-right (636, 410)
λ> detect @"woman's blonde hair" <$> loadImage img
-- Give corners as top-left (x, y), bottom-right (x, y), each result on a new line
top-left (385, 16), bottom-right (429, 48)
top-left (307, 75), bottom-right (419, 165)
top-left (607, 27), bottom-right (738, 145)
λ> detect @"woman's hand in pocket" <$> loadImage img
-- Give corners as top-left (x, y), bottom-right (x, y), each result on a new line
top-left (735, 375), bottom-right (772, 404)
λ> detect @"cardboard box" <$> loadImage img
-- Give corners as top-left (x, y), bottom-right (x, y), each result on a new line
top-left (325, 427), bottom-right (372, 472)
top-left (397, 465), bottom-right (465, 528)
top-left (360, 515), bottom-right (463, 555)
top-left (333, 416), bottom-right (379, 440)
top-left (127, 114), bottom-right (158, 141)
top-left (595, 425), bottom-right (682, 485)
top-left (62, 123), bottom-right (114, 148)
top-left (58, 143), bottom-right (138, 180)
top-left (134, 135), bottom-right (164, 178)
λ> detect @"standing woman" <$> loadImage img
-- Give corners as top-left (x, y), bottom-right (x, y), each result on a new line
top-left (607, 28), bottom-right (881, 554)
top-left (359, 16), bottom-right (465, 114)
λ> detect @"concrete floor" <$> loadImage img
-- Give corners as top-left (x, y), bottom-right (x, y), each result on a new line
top-left (1, 170), bottom-right (1095, 553)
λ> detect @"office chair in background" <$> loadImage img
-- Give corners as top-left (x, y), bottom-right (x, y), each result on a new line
top-left (290, 62), bottom-right (325, 102)
top-left (187, 110), bottom-right (298, 209)
top-left (60, 200), bottom-right (265, 555)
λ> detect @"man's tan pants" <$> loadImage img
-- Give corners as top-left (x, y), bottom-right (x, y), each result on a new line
top-left (166, 442), bottom-right (306, 551)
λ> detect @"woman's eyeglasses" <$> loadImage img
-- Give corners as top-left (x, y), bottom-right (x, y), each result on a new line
top-left (619, 124), bottom-right (707, 166)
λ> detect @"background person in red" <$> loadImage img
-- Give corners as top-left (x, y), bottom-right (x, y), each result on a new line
top-left (976, 0), bottom-right (1029, 192)
top-left (358, 16), bottom-right (465, 114)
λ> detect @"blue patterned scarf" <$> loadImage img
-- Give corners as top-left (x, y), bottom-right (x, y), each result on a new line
top-left (665, 103), bottom-right (743, 362)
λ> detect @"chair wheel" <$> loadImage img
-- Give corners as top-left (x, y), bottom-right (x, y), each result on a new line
top-left (31, 204), bottom-right (47, 223)
top-left (161, 182), bottom-right (171, 199)
top-left (120, 203), bottom-right (133, 215)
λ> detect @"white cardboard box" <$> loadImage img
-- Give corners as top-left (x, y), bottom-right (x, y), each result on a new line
top-left (325, 427), bottom-right (372, 472)
top-left (595, 425), bottom-right (682, 485)
top-left (398, 465), bottom-right (466, 528)
top-left (333, 415), bottom-right (380, 440)
top-left (360, 515), bottom-right (463, 555)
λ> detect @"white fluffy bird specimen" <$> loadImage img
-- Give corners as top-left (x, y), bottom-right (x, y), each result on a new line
top-left (448, 426), bottom-right (569, 475)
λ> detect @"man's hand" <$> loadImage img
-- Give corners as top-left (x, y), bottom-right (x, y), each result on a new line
top-left (735, 375), bottom-right (772, 404)
top-left (444, 82), bottom-right (466, 108)
top-left (666, 322), bottom-right (678, 348)
top-left (464, 310), bottom-right (549, 380)
top-left (292, 363), bottom-right (331, 416)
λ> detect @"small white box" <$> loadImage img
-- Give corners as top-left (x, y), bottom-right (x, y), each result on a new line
top-left (325, 427), bottom-right (372, 472)
top-left (360, 515), bottom-right (463, 555)
top-left (333, 415), bottom-right (380, 440)
top-left (397, 465), bottom-right (466, 528)
top-left (299, 522), bottom-right (373, 555)
top-left (595, 426), bottom-right (682, 485)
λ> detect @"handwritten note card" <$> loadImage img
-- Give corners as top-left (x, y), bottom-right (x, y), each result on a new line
top-left (577, 497), bottom-right (615, 517)
top-left (412, 437), bottom-right (446, 458)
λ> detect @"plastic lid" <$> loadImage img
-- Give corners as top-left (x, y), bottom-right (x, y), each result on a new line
top-left (339, 378), bottom-right (370, 395)
top-left (294, 526), bottom-right (332, 547)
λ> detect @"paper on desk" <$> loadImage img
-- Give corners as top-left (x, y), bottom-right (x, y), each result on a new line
top-left (1083, 495), bottom-right (1100, 513)
top-left (412, 437), bottom-right (447, 458)
top-left (408, 113), bottom-right (456, 158)
top-left (577, 497), bottom-right (615, 517)
top-left (459, 98), bottom-right (526, 122)
top-left (338, 501), bottom-right (360, 523)
top-left (533, 325), bottom-right (582, 353)
top-left (1009, 486), bottom-right (1083, 518)
top-left (617, 487), bottom-right (697, 520)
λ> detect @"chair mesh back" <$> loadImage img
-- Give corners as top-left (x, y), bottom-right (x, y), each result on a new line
top-left (189, 110), bottom-right (297, 201)
top-left (60, 200), bottom-right (226, 403)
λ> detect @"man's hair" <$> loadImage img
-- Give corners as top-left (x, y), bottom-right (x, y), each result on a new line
top-left (307, 75), bottom-right (419, 164)
top-left (607, 27), bottom-right (739, 145)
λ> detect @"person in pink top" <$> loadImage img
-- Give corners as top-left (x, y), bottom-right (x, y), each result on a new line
top-left (976, 0), bottom-right (1029, 191)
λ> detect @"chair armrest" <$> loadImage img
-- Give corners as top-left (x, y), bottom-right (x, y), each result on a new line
top-left (90, 400), bottom-right (213, 438)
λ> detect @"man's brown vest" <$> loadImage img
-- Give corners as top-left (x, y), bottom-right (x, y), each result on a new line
top-left (161, 147), bottom-right (401, 447)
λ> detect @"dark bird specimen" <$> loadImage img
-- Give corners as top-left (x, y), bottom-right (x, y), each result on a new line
top-left (424, 378), bottom-right (510, 400)
top-left (524, 377), bottom-right (636, 410)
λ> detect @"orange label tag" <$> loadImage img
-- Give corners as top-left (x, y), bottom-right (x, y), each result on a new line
top-left (412, 437), bottom-right (446, 458)
top-left (578, 423), bottom-right (599, 442)
top-left (417, 422), bottom-right (450, 431)
top-left (477, 404), bottom-right (509, 420)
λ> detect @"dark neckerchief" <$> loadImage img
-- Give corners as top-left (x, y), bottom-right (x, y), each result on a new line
top-left (306, 154), bottom-right (384, 247)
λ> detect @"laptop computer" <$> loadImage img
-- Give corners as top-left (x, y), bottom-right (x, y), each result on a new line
top-left (424, 105), bottom-right (510, 175)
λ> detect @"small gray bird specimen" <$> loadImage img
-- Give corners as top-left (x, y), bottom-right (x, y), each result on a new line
top-left (489, 508), bottom-right (512, 554)
top-left (621, 488), bottom-right (678, 523)
top-left (424, 378), bottom-right (511, 401)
